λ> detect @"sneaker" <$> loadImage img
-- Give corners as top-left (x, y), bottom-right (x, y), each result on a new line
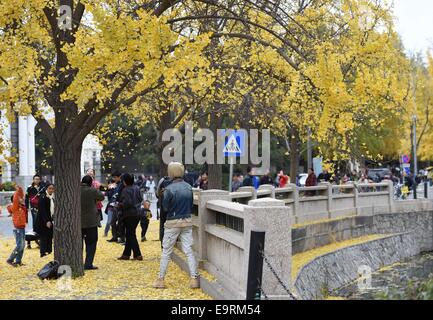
top-left (189, 276), bottom-right (200, 289)
top-left (153, 278), bottom-right (166, 289)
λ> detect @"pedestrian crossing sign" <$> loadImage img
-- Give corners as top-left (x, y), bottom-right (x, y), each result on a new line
top-left (223, 131), bottom-right (244, 157)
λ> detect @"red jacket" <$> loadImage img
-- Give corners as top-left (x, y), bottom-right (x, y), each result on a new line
top-left (306, 173), bottom-right (318, 187)
top-left (11, 188), bottom-right (28, 229)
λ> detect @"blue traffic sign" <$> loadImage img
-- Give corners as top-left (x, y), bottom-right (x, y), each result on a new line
top-left (222, 130), bottom-right (245, 157)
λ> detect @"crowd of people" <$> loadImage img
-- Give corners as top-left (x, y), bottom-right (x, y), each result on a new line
top-left (5, 162), bottom-right (428, 288)
top-left (5, 164), bottom-right (200, 290)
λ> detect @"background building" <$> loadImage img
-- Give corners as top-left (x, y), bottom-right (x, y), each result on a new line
top-left (1, 111), bottom-right (102, 186)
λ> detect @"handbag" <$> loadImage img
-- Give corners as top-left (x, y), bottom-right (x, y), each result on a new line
top-left (37, 261), bottom-right (60, 280)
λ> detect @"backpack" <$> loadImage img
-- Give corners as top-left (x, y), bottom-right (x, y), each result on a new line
top-left (37, 261), bottom-right (60, 280)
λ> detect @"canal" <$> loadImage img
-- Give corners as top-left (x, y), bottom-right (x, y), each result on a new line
top-left (334, 252), bottom-right (433, 300)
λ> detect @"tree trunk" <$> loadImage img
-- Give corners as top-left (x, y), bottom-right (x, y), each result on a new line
top-left (157, 110), bottom-right (172, 178)
top-left (290, 130), bottom-right (300, 181)
top-left (208, 163), bottom-right (222, 189)
top-left (207, 111), bottom-right (223, 189)
top-left (53, 141), bottom-right (84, 277)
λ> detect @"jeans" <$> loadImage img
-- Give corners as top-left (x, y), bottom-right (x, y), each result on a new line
top-left (82, 227), bottom-right (98, 268)
top-left (122, 216), bottom-right (141, 258)
top-left (8, 229), bottom-right (26, 264)
top-left (104, 208), bottom-right (114, 236)
top-left (31, 208), bottom-right (38, 231)
top-left (159, 226), bottom-right (198, 278)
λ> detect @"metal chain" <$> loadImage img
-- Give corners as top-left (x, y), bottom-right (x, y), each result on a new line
top-left (260, 287), bottom-right (269, 300)
top-left (260, 250), bottom-right (297, 300)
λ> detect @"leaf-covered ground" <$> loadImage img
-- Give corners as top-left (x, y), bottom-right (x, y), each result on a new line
top-left (0, 221), bottom-right (211, 300)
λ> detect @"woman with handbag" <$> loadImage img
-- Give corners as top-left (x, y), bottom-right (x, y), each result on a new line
top-left (35, 184), bottom-right (55, 258)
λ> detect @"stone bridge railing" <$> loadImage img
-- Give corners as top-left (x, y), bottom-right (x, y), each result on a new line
top-left (170, 183), bottom-right (431, 300)
top-left (176, 191), bottom-right (292, 300)
top-left (201, 181), bottom-right (394, 225)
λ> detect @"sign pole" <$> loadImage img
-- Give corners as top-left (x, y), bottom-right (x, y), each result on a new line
top-left (229, 156), bottom-right (234, 192)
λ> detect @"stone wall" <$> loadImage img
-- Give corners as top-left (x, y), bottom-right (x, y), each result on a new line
top-left (292, 202), bottom-right (433, 254)
top-left (294, 208), bottom-right (433, 300)
top-left (294, 233), bottom-right (421, 300)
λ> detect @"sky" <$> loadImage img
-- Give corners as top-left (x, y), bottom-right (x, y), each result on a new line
top-left (393, 0), bottom-right (433, 55)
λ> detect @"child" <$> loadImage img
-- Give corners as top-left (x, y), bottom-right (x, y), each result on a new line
top-left (139, 200), bottom-right (152, 242)
top-left (7, 185), bottom-right (28, 267)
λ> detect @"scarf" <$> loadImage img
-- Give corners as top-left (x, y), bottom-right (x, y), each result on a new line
top-left (46, 193), bottom-right (55, 216)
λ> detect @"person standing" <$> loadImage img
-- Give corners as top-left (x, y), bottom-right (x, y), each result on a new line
top-left (139, 200), bottom-right (152, 242)
top-left (7, 185), bottom-right (28, 267)
top-left (260, 171), bottom-right (273, 186)
top-left (305, 168), bottom-right (318, 196)
top-left (156, 175), bottom-right (172, 247)
top-left (81, 176), bottom-right (104, 270)
top-left (278, 171), bottom-right (290, 188)
top-left (104, 178), bottom-right (116, 238)
top-left (35, 184), bottom-right (55, 258)
top-left (146, 176), bottom-right (156, 197)
top-left (107, 171), bottom-right (125, 243)
top-left (117, 173), bottom-right (143, 261)
top-left (242, 167), bottom-right (254, 187)
top-left (195, 172), bottom-right (209, 190)
top-left (25, 174), bottom-right (42, 233)
top-left (318, 170), bottom-right (331, 183)
top-left (232, 174), bottom-right (242, 192)
top-left (86, 168), bottom-right (104, 227)
top-left (153, 162), bottom-right (199, 289)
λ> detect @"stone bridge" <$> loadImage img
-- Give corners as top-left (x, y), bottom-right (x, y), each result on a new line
top-left (171, 182), bottom-right (433, 300)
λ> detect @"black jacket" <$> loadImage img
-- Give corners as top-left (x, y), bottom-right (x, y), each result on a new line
top-left (35, 194), bottom-right (54, 236)
top-left (25, 184), bottom-right (42, 210)
top-left (260, 175), bottom-right (273, 186)
top-left (242, 174), bottom-right (254, 187)
top-left (118, 185), bottom-right (143, 218)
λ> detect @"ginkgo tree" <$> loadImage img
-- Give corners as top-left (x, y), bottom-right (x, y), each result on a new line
top-left (0, 0), bottom-right (213, 276)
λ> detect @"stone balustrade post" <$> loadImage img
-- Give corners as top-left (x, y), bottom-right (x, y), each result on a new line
top-left (322, 182), bottom-right (333, 219)
top-left (287, 184), bottom-right (299, 223)
top-left (354, 183), bottom-right (360, 215)
top-left (242, 198), bottom-right (292, 299)
top-left (387, 179), bottom-right (395, 213)
top-left (197, 190), bottom-right (231, 261)
top-left (238, 186), bottom-right (257, 200)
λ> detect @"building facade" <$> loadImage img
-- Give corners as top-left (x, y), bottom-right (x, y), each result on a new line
top-left (1, 112), bottom-right (102, 186)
